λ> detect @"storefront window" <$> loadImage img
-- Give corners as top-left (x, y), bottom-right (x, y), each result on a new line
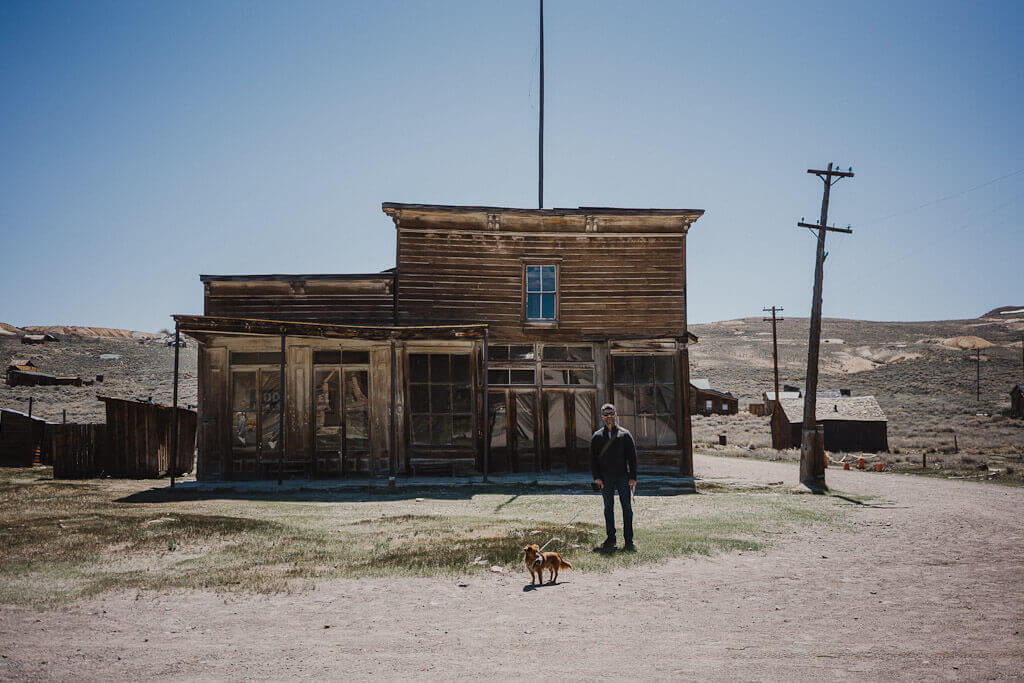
top-left (612, 355), bottom-right (677, 447)
top-left (409, 353), bottom-right (473, 447)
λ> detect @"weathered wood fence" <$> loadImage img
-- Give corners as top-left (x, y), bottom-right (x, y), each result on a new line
top-left (50, 424), bottom-right (107, 478)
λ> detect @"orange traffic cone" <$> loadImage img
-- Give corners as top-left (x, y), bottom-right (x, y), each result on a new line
top-left (857, 455), bottom-right (865, 469)
top-left (876, 462), bottom-right (884, 472)
top-left (843, 462), bottom-right (850, 470)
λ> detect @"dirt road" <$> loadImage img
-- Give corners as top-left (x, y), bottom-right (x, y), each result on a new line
top-left (2, 454), bottom-right (1022, 681)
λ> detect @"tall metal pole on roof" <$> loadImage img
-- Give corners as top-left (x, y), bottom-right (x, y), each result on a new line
top-left (763, 306), bottom-right (784, 450)
top-left (538, 0), bottom-right (544, 209)
top-left (797, 163), bottom-right (854, 491)
top-left (170, 323), bottom-right (180, 488)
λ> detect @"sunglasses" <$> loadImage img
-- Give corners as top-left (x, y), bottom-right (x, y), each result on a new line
top-left (601, 411), bottom-right (616, 417)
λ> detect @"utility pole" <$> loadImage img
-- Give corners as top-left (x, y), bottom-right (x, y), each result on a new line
top-left (797, 162), bottom-right (854, 491)
top-left (976, 348), bottom-right (981, 403)
top-left (763, 306), bottom-right (784, 449)
top-left (538, 0), bottom-right (544, 209)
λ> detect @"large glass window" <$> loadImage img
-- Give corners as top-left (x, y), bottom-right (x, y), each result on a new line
top-left (525, 265), bottom-right (557, 320)
top-left (409, 353), bottom-right (473, 448)
top-left (612, 355), bottom-right (676, 448)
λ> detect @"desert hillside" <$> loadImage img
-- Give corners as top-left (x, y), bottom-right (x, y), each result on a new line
top-left (0, 330), bottom-right (197, 424)
top-left (689, 313), bottom-right (1023, 454)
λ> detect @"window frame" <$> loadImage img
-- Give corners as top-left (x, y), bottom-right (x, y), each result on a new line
top-left (407, 352), bottom-right (474, 450)
top-left (521, 260), bottom-right (561, 325)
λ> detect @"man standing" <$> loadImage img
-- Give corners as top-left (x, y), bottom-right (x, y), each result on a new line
top-left (590, 403), bottom-right (637, 552)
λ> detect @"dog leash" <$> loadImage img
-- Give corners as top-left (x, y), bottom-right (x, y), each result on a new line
top-left (537, 505), bottom-right (587, 552)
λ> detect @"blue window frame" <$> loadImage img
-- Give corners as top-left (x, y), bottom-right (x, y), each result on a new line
top-left (525, 265), bottom-right (557, 320)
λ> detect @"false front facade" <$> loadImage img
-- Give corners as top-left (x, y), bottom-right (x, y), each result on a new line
top-left (177, 203), bottom-right (703, 479)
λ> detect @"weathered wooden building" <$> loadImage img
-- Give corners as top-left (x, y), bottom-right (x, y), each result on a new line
top-left (689, 379), bottom-right (738, 415)
top-left (0, 409), bottom-right (51, 466)
top-left (773, 396), bottom-right (888, 452)
top-left (178, 203), bottom-right (703, 480)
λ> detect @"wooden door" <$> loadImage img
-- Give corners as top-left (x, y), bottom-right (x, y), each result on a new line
top-left (487, 389), bottom-right (540, 473)
top-left (543, 390), bottom-right (568, 472)
top-left (570, 390), bottom-right (597, 472)
top-left (343, 368), bottom-right (372, 474)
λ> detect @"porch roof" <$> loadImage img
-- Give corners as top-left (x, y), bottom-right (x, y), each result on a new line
top-left (171, 315), bottom-right (488, 342)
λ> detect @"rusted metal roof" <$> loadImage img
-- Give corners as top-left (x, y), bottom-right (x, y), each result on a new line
top-left (778, 396), bottom-right (887, 423)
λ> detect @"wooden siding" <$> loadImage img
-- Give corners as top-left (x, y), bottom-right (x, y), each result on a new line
top-left (396, 229), bottom-right (685, 340)
top-left (204, 277), bottom-right (394, 324)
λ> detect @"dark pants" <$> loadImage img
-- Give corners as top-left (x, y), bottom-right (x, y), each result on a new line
top-left (601, 476), bottom-right (633, 545)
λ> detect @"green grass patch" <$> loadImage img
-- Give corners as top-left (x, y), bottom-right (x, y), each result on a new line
top-left (0, 468), bottom-right (843, 606)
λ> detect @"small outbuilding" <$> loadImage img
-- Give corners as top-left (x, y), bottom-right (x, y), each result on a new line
top-left (6, 359), bottom-right (39, 386)
top-left (774, 396), bottom-right (888, 452)
top-left (1011, 384), bottom-right (1023, 419)
top-left (763, 390), bottom-right (801, 415)
top-left (21, 334), bottom-right (58, 345)
top-left (690, 378), bottom-right (738, 415)
top-left (0, 409), bottom-right (52, 466)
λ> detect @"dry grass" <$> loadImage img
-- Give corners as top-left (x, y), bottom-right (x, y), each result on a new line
top-left (0, 468), bottom-right (839, 607)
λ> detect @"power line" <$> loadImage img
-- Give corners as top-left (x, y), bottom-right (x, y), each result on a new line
top-left (854, 191), bottom-right (1024, 277)
top-left (863, 166), bottom-right (1024, 226)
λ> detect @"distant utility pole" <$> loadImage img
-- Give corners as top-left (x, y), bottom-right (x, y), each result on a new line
top-left (976, 348), bottom-right (982, 403)
top-left (538, 0), bottom-right (544, 209)
top-left (797, 162), bottom-right (854, 491)
top-left (763, 306), bottom-right (784, 449)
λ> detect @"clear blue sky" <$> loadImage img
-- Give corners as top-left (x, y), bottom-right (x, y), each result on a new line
top-left (2, 0), bottom-right (1022, 332)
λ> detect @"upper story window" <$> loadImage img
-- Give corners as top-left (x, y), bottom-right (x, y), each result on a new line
top-left (525, 265), bottom-right (557, 320)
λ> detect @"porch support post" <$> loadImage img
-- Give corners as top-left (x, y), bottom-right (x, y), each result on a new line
top-left (170, 322), bottom-right (180, 488)
top-left (680, 343), bottom-right (694, 477)
top-left (482, 329), bottom-right (490, 483)
top-left (389, 336), bottom-right (397, 479)
top-left (278, 330), bottom-right (286, 485)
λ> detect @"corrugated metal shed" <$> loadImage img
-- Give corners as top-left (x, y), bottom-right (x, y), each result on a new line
top-left (778, 396), bottom-right (886, 422)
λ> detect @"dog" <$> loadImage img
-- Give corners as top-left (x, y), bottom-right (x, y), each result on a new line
top-left (523, 544), bottom-right (573, 585)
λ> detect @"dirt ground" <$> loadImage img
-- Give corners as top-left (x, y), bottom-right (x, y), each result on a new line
top-left (2, 454), bottom-right (1022, 681)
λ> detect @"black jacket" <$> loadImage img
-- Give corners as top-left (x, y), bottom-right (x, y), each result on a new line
top-left (590, 425), bottom-right (637, 481)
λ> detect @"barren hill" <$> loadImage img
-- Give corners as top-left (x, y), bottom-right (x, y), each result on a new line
top-left (689, 314), bottom-right (1023, 455)
top-left (21, 325), bottom-right (158, 340)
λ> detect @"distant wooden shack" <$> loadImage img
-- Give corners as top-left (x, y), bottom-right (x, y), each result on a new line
top-left (21, 333), bottom-right (57, 345)
top-left (774, 396), bottom-right (888, 452)
top-left (6, 359), bottom-right (93, 387)
top-left (6, 359), bottom-right (38, 385)
top-left (1011, 385), bottom-right (1023, 419)
top-left (0, 409), bottom-right (51, 466)
top-left (763, 390), bottom-right (801, 415)
top-left (690, 379), bottom-right (738, 415)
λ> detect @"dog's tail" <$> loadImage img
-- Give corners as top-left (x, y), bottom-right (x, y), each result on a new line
top-left (559, 558), bottom-right (573, 570)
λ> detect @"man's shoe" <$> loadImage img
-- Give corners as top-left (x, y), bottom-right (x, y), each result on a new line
top-left (623, 543), bottom-right (637, 552)
top-left (600, 539), bottom-right (616, 550)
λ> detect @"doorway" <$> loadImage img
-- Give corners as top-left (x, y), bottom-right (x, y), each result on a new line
top-left (542, 389), bottom-right (597, 472)
top-left (312, 351), bottom-right (371, 477)
top-left (487, 389), bottom-right (538, 473)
